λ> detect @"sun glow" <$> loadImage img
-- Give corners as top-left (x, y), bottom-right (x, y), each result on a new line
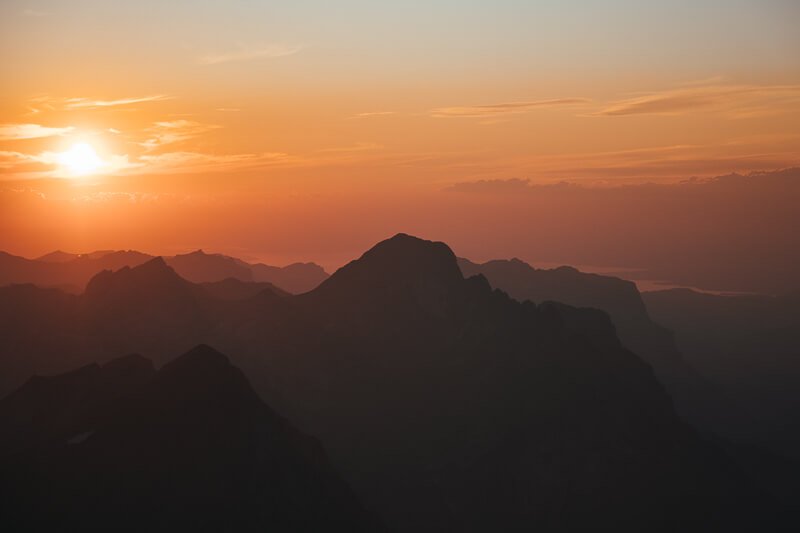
top-left (57, 142), bottom-right (104, 176)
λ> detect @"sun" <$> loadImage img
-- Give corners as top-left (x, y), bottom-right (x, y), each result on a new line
top-left (57, 142), bottom-right (104, 176)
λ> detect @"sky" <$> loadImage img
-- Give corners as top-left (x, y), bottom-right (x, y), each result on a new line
top-left (1, 0), bottom-right (799, 292)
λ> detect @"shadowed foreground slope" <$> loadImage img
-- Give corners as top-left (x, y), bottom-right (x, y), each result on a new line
top-left (0, 345), bottom-right (381, 532)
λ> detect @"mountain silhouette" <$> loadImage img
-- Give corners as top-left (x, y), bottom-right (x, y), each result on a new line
top-left (457, 257), bottom-right (748, 438)
top-left (200, 277), bottom-right (290, 300)
top-left (0, 234), bottom-right (794, 531)
top-left (0, 248), bottom-right (327, 294)
top-left (166, 249), bottom-right (254, 283)
top-left (0, 345), bottom-right (382, 532)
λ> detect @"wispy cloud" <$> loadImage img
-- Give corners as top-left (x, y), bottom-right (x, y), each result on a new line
top-left (140, 120), bottom-right (220, 151)
top-left (594, 84), bottom-right (800, 117)
top-left (64, 95), bottom-right (172, 109)
top-left (446, 178), bottom-right (535, 193)
top-left (0, 151), bottom-right (41, 169)
top-left (137, 151), bottom-right (296, 174)
top-left (26, 95), bottom-right (172, 114)
top-left (0, 149), bottom-right (138, 177)
top-left (352, 111), bottom-right (396, 119)
top-left (0, 123), bottom-right (74, 141)
top-left (197, 43), bottom-right (305, 65)
top-left (432, 98), bottom-right (590, 118)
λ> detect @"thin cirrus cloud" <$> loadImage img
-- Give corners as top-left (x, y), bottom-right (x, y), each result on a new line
top-left (0, 149), bottom-right (138, 178)
top-left (137, 151), bottom-right (297, 174)
top-left (352, 111), bottom-right (396, 119)
top-left (0, 123), bottom-right (74, 141)
top-left (26, 95), bottom-right (173, 114)
top-left (594, 84), bottom-right (800, 117)
top-left (0, 148), bottom-right (293, 180)
top-left (431, 98), bottom-right (591, 118)
top-left (64, 95), bottom-right (173, 109)
top-left (197, 43), bottom-right (305, 65)
top-left (140, 120), bottom-right (221, 151)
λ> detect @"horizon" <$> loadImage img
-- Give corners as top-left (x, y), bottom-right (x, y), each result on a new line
top-left (2, 1), bottom-right (799, 295)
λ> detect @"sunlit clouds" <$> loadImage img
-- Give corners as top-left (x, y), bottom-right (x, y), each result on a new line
top-left (431, 98), bottom-right (591, 118)
top-left (26, 95), bottom-right (173, 114)
top-left (594, 83), bottom-right (800, 118)
top-left (0, 124), bottom-right (74, 140)
top-left (140, 120), bottom-right (221, 151)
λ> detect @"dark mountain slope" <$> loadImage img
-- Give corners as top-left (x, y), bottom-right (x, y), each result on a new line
top-left (644, 288), bottom-right (800, 460)
top-left (0, 345), bottom-right (381, 532)
top-left (200, 277), bottom-right (289, 300)
top-left (279, 234), bottom-right (784, 531)
top-left (457, 257), bottom-right (744, 438)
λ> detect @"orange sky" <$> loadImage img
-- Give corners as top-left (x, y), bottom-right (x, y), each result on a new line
top-left (1, 1), bottom-right (799, 291)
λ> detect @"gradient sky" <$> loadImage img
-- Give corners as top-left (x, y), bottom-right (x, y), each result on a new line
top-left (1, 1), bottom-right (799, 291)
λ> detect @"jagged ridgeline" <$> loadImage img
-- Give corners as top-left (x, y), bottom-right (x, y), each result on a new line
top-left (0, 235), bottom-right (794, 532)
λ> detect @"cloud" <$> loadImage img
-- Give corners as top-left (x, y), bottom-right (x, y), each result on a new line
top-left (197, 43), bottom-right (304, 65)
top-left (446, 167), bottom-right (800, 195)
top-left (0, 151), bottom-right (42, 169)
top-left (431, 98), bottom-right (590, 118)
top-left (140, 120), bottom-right (220, 151)
top-left (446, 178), bottom-right (532, 193)
top-left (63, 95), bottom-right (172, 109)
top-left (0, 148), bottom-right (139, 179)
top-left (0, 123), bottom-right (74, 140)
top-left (137, 151), bottom-right (296, 174)
top-left (446, 178), bottom-right (583, 194)
top-left (594, 84), bottom-right (800, 117)
top-left (352, 111), bottom-right (396, 118)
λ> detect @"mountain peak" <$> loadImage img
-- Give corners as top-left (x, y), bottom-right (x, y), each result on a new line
top-left (156, 345), bottom-right (256, 401)
top-left (84, 256), bottom-right (188, 301)
top-left (36, 250), bottom-right (78, 263)
top-left (304, 234), bottom-right (466, 320)
top-left (360, 233), bottom-right (459, 273)
top-left (160, 344), bottom-right (231, 376)
top-left (320, 234), bottom-right (462, 293)
top-left (139, 255), bottom-right (169, 269)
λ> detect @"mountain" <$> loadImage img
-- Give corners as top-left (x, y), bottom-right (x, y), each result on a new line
top-left (457, 257), bottom-right (747, 438)
top-left (36, 250), bottom-right (81, 263)
top-left (0, 250), bottom-right (152, 292)
top-left (249, 261), bottom-right (329, 294)
top-left (0, 345), bottom-right (381, 532)
top-left (0, 234), bottom-right (793, 531)
top-left (166, 249), bottom-right (254, 283)
top-left (200, 277), bottom-right (289, 300)
top-left (0, 248), bottom-right (328, 294)
top-left (644, 288), bottom-right (800, 460)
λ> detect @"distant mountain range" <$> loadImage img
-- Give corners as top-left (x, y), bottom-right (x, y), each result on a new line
top-left (0, 234), bottom-right (793, 531)
top-left (0, 345), bottom-right (382, 532)
top-left (644, 288), bottom-right (800, 461)
top-left (0, 248), bottom-right (328, 294)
